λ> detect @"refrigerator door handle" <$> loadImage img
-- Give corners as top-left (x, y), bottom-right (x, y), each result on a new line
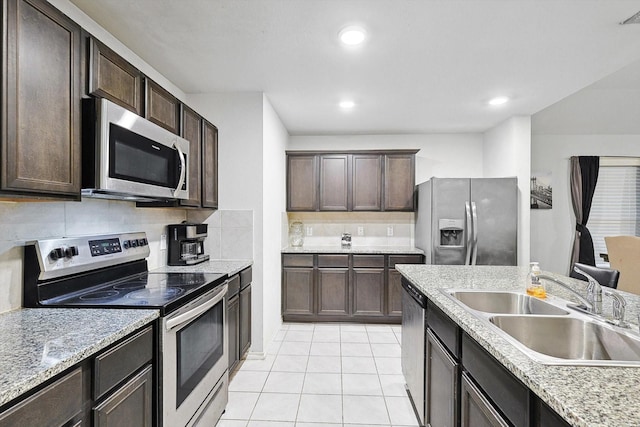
top-left (471, 201), bottom-right (478, 265)
top-left (465, 201), bottom-right (472, 265)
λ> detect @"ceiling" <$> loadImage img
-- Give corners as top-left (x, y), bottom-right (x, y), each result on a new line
top-left (68, 0), bottom-right (640, 135)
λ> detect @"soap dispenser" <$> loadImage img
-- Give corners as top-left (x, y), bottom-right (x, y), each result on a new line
top-left (526, 262), bottom-right (546, 298)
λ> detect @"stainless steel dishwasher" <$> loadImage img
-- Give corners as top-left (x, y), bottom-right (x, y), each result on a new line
top-left (401, 277), bottom-right (427, 426)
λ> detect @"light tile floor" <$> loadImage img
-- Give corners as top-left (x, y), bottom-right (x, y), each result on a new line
top-left (218, 323), bottom-right (419, 427)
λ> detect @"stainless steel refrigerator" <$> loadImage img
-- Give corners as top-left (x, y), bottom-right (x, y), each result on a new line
top-left (415, 177), bottom-right (518, 265)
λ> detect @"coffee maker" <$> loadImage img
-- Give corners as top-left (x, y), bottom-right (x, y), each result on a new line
top-left (167, 222), bottom-right (210, 266)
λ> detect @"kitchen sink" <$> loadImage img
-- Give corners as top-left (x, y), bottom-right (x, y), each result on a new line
top-left (446, 291), bottom-right (570, 315)
top-left (490, 315), bottom-right (640, 366)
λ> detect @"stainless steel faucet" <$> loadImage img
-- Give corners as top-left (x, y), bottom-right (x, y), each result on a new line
top-left (603, 288), bottom-right (628, 327)
top-left (538, 273), bottom-right (595, 312)
top-left (572, 266), bottom-right (603, 315)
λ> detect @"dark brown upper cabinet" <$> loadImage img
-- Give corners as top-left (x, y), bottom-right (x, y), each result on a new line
top-left (88, 38), bottom-right (143, 115)
top-left (384, 153), bottom-right (416, 211)
top-left (1, 0), bottom-right (82, 199)
top-left (145, 79), bottom-right (180, 134)
top-left (286, 150), bottom-right (417, 212)
top-left (287, 155), bottom-right (318, 211)
top-left (179, 104), bottom-right (202, 207)
top-left (202, 119), bottom-right (219, 209)
top-left (319, 154), bottom-right (349, 211)
top-left (352, 154), bottom-right (382, 211)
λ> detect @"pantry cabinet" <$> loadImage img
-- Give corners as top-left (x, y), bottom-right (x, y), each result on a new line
top-left (1, 0), bottom-right (82, 199)
top-left (282, 252), bottom-right (424, 322)
top-left (286, 150), bottom-right (418, 212)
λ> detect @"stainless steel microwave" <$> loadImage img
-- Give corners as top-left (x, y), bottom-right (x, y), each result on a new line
top-left (82, 98), bottom-right (189, 201)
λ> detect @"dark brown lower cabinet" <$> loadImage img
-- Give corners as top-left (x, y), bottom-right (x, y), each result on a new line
top-left (228, 292), bottom-right (240, 373)
top-left (239, 283), bottom-right (252, 356)
top-left (283, 267), bottom-right (315, 317)
top-left (317, 268), bottom-right (349, 317)
top-left (352, 268), bottom-right (385, 317)
top-left (93, 366), bottom-right (153, 427)
top-left (426, 329), bottom-right (459, 427)
top-left (387, 269), bottom-right (403, 317)
top-left (461, 372), bottom-right (509, 427)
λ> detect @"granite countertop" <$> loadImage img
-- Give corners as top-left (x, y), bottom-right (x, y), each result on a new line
top-left (282, 245), bottom-right (424, 254)
top-left (151, 259), bottom-right (253, 276)
top-left (395, 264), bottom-right (640, 427)
top-left (0, 308), bottom-right (158, 408)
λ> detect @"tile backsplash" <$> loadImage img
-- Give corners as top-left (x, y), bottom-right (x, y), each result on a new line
top-left (187, 209), bottom-right (254, 260)
top-left (286, 212), bottom-right (415, 247)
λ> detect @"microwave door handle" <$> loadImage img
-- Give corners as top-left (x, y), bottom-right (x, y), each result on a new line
top-left (173, 140), bottom-right (186, 198)
top-left (166, 284), bottom-right (227, 331)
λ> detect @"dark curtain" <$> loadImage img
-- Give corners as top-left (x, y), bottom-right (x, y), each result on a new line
top-left (570, 156), bottom-right (599, 267)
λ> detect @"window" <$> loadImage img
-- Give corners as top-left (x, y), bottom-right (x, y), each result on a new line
top-left (589, 157), bottom-right (640, 267)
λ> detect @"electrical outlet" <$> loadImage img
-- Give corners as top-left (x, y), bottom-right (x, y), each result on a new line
top-left (357, 226), bottom-right (364, 236)
top-left (387, 226), bottom-right (394, 236)
top-left (160, 234), bottom-right (167, 250)
top-left (306, 226), bottom-right (313, 236)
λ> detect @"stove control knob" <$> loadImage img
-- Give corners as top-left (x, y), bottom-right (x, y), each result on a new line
top-left (65, 246), bottom-right (79, 258)
top-left (123, 240), bottom-right (130, 249)
top-left (49, 248), bottom-right (64, 261)
top-left (138, 238), bottom-right (147, 246)
top-left (131, 240), bottom-right (139, 248)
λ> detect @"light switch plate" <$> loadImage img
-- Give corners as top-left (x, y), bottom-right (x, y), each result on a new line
top-left (160, 234), bottom-right (167, 250)
top-left (357, 226), bottom-right (364, 236)
top-left (387, 226), bottom-right (394, 236)
top-left (306, 226), bottom-right (313, 236)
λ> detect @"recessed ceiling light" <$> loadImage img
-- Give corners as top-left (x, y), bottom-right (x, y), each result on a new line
top-left (339, 26), bottom-right (366, 46)
top-left (488, 96), bottom-right (509, 106)
top-left (339, 100), bottom-right (355, 109)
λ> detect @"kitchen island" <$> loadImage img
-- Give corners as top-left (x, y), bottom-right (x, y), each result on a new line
top-left (396, 264), bottom-right (640, 427)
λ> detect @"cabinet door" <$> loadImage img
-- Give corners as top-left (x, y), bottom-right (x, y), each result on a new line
top-left (202, 119), bottom-right (219, 209)
top-left (145, 79), bottom-right (179, 134)
top-left (88, 38), bottom-right (142, 115)
top-left (384, 153), bottom-right (415, 211)
top-left (93, 365), bottom-right (153, 427)
top-left (352, 268), bottom-right (385, 317)
top-left (179, 105), bottom-right (202, 207)
top-left (317, 268), bottom-right (349, 317)
top-left (227, 295), bottom-right (240, 373)
top-left (426, 329), bottom-right (459, 427)
top-left (319, 154), bottom-right (349, 211)
top-left (460, 372), bottom-right (509, 427)
top-left (387, 269), bottom-right (403, 318)
top-left (282, 267), bottom-right (315, 317)
top-left (352, 154), bottom-right (382, 211)
top-left (287, 155), bottom-right (317, 211)
top-left (2, 0), bottom-right (82, 197)
top-left (239, 284), bottom-right (252, 357)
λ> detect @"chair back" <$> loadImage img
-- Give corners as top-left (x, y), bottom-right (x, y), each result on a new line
top-left (569, 262), bottom-right (619, 289)
top-left (604, 236), bottom-right (640, 294)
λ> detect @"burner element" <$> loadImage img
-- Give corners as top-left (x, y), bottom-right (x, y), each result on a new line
top-left (126, 287), bottom-right (185, 300)
top-left (113, 282), bottom-right (146, 290)
top-left (79, 290), bottom-right (120, 301)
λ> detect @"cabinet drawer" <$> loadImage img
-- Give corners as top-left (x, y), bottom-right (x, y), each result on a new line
top-left (352, 255), bottom-right (384, 268)
top-left (240, 266), bottom-right (252, 288)
top-left (0, 367), bottom-right (82, 427)
top-left (317, 254), bottom-right (349, 268)
top-left (93, 365), bottom-right (153, 427)
top-left (427, 300), bottom-right (460, 359)
top-left (93, 326), bottom-right (153, 400)
top-left (462, 333), bottom-right (529, 427)
top-left (388, 255), bottom-right (423, 268)
top-left (283, 254), bottom-right (314, 267)
top-left (228, 274), bottom-right (240, 298)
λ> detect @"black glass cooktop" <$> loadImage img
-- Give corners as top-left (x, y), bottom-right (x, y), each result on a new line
top-left (41, 272), bottom-right (226, 313)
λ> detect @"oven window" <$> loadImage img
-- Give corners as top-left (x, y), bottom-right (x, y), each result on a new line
top-left (109, 123), bottom-right (178, 188)
top-left (176, 300), bottom-right (224, 408)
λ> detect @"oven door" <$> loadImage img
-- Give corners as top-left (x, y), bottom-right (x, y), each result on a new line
top-left (99, 98), bottom-right (189, 200)
top-left (161, 283), bottom-right (228, 427)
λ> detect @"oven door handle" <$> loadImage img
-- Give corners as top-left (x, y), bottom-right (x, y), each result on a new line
top-left (173, 140), bottom-right (186, 198)
top-left (166, 283), bottom-right (227, 331)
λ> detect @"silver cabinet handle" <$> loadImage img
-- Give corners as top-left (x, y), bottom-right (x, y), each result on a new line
top-left (166, 284), bottom-right (227, 331)
top-left (465, 201), bottom-right (472, 265)
top-left (173, 140), bottom-right (186, 198)
top-left (471, 202), bottom-right (478, 265)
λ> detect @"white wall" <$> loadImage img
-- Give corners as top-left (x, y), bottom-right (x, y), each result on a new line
top-left (530, 134), bottom-right (640, 274)
top-left (261, 95), bottom-right (289, 354)
top-left (483, 116), bottom-right (532, 266)
top-left (289, 134), bottom-right (485, 183)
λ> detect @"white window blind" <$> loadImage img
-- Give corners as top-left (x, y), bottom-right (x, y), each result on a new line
top-left (589, 160), bottom-right (640, 267)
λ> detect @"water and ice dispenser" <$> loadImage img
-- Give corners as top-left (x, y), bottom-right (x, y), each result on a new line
top-left (438, 219), bottom-right (464, 246)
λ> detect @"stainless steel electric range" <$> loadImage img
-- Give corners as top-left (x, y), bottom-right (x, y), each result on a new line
top-left (23, 232), bottom-right (229, 427)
